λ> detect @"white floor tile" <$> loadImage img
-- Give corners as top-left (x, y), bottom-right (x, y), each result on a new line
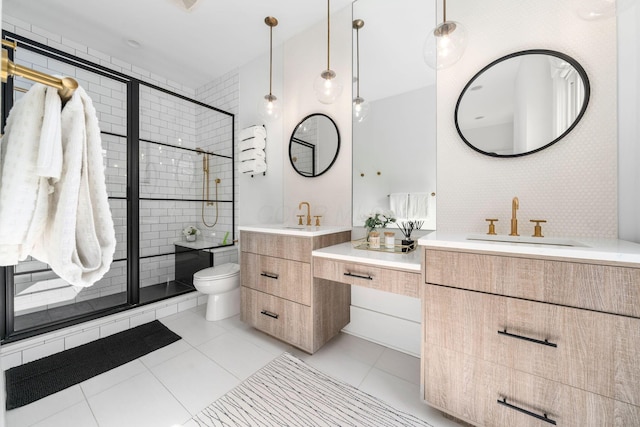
top-left (198, 332), bottom-right (277, 379)
top-left (300, 346), bottom-right (373, 388)
top-left (6, 385), bottom-right (85, 427)
top-left (374, 347), bottom-right (421, 385)
top-left (160, 311), bottom-right (226, 346)
top-left (30, 400), bottom-right (98, 427)
top-left (80, 360), bottom-right (148, 397)
top-left (322, 332), bottom-right (386, 366)
top-left (149, 348), bottom-right (240, 415)
top-left (359, 367), bottom-right (462, 427)
top-left (87, 370), bottom-right (191, 427)
top-left (139, 339), bottom-right (192, 368)
top-left (226, 325), bottom-right (294, 356)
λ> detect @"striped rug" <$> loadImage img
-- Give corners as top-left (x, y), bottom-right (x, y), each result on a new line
top-left (188, 352), bottom-right (433, 427)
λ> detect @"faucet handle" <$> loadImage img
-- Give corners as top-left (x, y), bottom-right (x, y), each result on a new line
top-left (314, 215), bottom-right (322, 226)
top-left (485, 218), bottom-right (498, 235)
top-left (530, 219), bottom-right (547, 237)
top-left (297, 215), bottom-right (304, 225)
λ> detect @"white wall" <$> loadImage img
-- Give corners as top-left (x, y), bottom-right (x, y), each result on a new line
top-left (618, 1), bottom-right (640, 243)
top-left (282, 6), bottom-right (353, 226)
top-left (437, 0), bottom-right (618, 238)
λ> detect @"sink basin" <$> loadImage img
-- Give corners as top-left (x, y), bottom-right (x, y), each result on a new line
top-left (466, 234), bottom-right (589, 247)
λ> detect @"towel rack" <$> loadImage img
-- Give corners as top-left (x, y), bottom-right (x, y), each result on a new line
top-left (1, 44), bottom-right (78, 102)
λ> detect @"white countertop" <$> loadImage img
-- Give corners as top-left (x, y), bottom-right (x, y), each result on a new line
top-left (239, 224), bottom-right (352, 237)
top-left (312, 242), bottom-right (421, 272)
top-left (418, 232), bottom-right (640, 266)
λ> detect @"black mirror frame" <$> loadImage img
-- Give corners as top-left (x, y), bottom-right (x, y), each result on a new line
top-left (454, 49), bottom-right (591, 158)
top-left (289, 113), bottom-right (341, 178)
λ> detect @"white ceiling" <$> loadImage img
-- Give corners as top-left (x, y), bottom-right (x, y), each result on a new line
top-left (3, 0), bottom-right (354, 88)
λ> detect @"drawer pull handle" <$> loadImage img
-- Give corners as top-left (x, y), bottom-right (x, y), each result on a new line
top-left (344, 272), bottom-right (373, 280)
top-left (497, 397), bottom-right (556, 425)
top-left (260, 310), bottom-right (279, 319)
top-left (260, 272), bottom-right (279, 280)
top-left (498, 329), bottom-right (557, 348)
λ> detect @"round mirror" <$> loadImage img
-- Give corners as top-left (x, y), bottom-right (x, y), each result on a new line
top-left (289, 113), bottom-right (340, 177)
top-left (455, 49), bottom-right (590, 157)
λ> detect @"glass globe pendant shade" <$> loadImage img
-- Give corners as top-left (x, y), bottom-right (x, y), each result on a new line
top-left (352, 96), bottom-right (370, 123)
top-left (258, 94), bottom-right (280, 122)
top-left (314, 69), bottom-right (343, 104)
top-left (423, 21), bottom-right (467, 70)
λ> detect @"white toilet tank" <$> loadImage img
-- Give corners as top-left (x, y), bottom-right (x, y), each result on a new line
top-left (193, 263), bottom-right (240, 293)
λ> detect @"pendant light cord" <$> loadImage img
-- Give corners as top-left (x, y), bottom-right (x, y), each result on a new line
top-left (269, 23), bottom-right (273, 96)
top-left (443, 0), bottom-right (447, 23)
top-left (326, 0), bottom-right (331, 71)
top-left (355, 25), bottom-right (360, 97)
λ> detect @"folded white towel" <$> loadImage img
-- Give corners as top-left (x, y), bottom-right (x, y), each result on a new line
top-left (239, 136), bottom-right (266, 152)
top-left (31, 86), bottom-right (116, 287)
top-left (0, 84), bottom-right (61, 265)
top-left (37, 87), bottom-right (63, 181)
top-left (240, 125), bottom-right (266, 141)
top-left (407, 192), bottom-right (430, 219)
top-left (389, 193), bottom-right (408, 219)
top-left (240, 159), bottom-right (267, 174)
top-left (239, 148), bottom-right (266, 162)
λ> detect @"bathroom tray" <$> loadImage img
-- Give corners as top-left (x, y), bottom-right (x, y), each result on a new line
top-left (351, 238), bottom-right (417, 254)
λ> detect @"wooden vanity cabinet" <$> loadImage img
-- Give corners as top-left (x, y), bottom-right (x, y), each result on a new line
top-left (422, 248), bottom-right (640, 427)
top-left (240, 230), bottom-right (351, 353)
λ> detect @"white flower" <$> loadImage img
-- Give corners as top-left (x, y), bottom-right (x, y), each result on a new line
top-left (182, 225), bottom-right (200, 236)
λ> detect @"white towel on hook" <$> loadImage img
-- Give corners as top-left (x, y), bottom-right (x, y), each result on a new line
top-left (239, 125), bottom-right (266, 141)
top-left (0, 84), bottom-right (62, 265)
top-left (240, 159), bottom-right (267, 174)
top-left (31, 86), bottom-right (116, 287)
top-left (408, 192), bottom-right (430, 219)
top-left (239, 136), bottom-right (266, 152)
top-left (239, 148), bottom-right (266, 162)
top-left (389, 193), bottom-right (408, 219)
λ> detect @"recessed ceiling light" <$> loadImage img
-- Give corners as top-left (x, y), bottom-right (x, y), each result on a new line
top-left (125, 39), bottom-right (141, 49)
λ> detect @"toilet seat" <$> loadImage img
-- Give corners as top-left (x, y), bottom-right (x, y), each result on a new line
top-left (193, 263), bottom-right (240, 281)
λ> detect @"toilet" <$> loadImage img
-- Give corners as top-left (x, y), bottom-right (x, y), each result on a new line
top-left (193, 263), bottom-right (241, 321)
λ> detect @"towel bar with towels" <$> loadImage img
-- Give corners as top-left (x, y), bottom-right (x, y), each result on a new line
top-left (240, 125), bottom-right (267, 177)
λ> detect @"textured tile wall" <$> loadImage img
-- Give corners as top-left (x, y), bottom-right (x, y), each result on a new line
top-left (437, 1), bottom-right (617, 238)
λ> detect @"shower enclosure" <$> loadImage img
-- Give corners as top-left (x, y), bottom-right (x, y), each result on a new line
top-left (0, 32), bottom-right (235, 342)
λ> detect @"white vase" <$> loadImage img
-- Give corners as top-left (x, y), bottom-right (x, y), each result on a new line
top-left (186, 234), bottom-right (196, 242)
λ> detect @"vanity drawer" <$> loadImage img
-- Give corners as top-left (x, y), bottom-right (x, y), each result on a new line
top-left (425, 249), bottom-right (640, 317)
top-left (242, 253), bottom-right (311, 305)
top-left (424, 345), bottom-right (618, 427)
top-left (423, 284), bottom-right (640, 402)
top-left (313, 257), bottom-right (420, 298)
top-left (241, 231), bottom-right (312, 263)
top-left (240, 287), bottom-right (311, 352)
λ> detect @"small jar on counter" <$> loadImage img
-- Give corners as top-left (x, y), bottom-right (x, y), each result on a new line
top-left (368, 231), bottom-right (380, 249)
top-left (384, 231), bottom-right (395, 249)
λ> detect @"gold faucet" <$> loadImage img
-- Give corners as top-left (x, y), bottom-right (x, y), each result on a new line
top-left (298, 201), bottom-right (311, 226)
top-left (509, 197), bottom-right (519, 236)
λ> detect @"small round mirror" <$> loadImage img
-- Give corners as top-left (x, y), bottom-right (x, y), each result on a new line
top-left (455, 49), bottom-right (590, 157)
top-left (289, 113), bottom-right (340, 177)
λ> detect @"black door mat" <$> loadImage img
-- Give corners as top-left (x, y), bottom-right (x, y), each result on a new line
top-left (5, 320), bottom-right (181, 409)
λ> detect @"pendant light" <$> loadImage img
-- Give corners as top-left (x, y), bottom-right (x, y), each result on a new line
top-left (314, 0), bottom-right (343, 104)
top-left (423, 0), bottom-right (467, 70)
top-left (352, 19), bottom-right (370, 123)
top-left (258, 16), bottom-right (280, 122)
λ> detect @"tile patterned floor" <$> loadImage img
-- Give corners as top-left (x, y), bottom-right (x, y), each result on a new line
top-left (4, 306), bottom-right (463, 427)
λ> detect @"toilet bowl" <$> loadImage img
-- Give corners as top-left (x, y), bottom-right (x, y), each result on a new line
top-left (193, 263), bottom-right (240, 321)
